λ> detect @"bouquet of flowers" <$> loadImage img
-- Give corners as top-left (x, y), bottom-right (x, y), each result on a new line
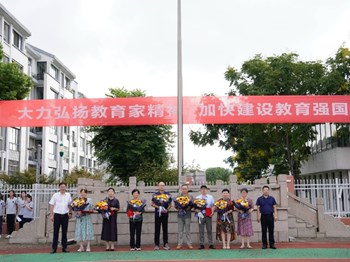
top-left (70, 197), bottom-right (89, 218)
top-left (193, 199), bottom-right (206, 223)
top-left (95, 199), bottom-right (111, 219)
top-left (214, 199), bottom-right (231, 223)
top-left (127, 199), bottom-right (146, 221)
top-left (152, 193), bottom-right (171, 217)
top-left (235, 198), bottom-right (250, 219)
top-left (174, 195), bottom-right (192, 217)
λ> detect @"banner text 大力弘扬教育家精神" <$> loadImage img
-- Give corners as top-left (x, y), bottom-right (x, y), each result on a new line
top-left (0, 95), bottom-right (349, 127)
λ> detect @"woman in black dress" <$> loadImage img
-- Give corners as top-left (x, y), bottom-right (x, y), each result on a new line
top-left (101, 188), bottom-right (120, 251)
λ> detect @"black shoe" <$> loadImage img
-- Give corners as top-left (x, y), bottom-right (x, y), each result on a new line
top-left (50, 249), bottom-right (56, 254)
top-left (198, 245), bottom-right (205, 250)
top-left (209, 245), bottom-right (216, 249)
top-left (62, 249), bottom-right (70, 253)
top-left (262, 245), bottom-right (267, 249)
top-left (270, 245), bottom-right (277, 249)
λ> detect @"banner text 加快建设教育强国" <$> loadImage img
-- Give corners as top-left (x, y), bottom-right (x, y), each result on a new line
top-left (0, 95), bottom-right (349, 127)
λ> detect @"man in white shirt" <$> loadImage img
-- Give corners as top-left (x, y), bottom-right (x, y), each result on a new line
top-left (49, 182), bottom-right (72, 254)
top-left (195, 185), bottom-right (216, 249)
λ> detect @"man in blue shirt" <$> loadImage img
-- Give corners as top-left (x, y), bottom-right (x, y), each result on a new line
top-left (151, 182), bottom-right (172, 250)
top-left (256, 185), bottom-right (277, 249)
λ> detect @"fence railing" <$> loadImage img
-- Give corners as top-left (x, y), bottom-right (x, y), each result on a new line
top-left (0, 183), bottom-right (76, 219)
top-left (294, 177), bottom-right (350, 217)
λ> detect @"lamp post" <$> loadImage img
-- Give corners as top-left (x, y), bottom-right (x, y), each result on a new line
top-left (177, 0), bottom-right (184, 184)
top-left (36, 144), bottom-right (41, 184)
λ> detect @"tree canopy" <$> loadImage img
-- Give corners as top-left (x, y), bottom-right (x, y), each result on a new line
top-left (0, 44), bottom-right (34, 100)
top-left (190, 47), bottom-right (350, 182)
top-left (89, 88), bottom-right (175, 183)
top-left (205, 167), bottom-right (232, 183)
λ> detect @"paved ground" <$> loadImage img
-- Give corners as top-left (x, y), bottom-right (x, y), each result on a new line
top-left (0, 237), bottom-right (349, 262)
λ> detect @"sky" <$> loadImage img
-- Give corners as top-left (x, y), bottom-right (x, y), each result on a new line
top-left (2, 0), bottom-right (350, 170)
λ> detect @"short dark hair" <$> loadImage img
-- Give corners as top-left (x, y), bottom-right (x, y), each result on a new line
top-left (9, 190), bottom-right (15, 195)
top-left (80, 188), bottom-right (88, 193)
top-left (200, 185), bottom-right (208, 189)
top-left (222, 188), bottom-right (230, 193)
top-left (132, 189), bottom-right (140, 195)
top-left (181, 184), bottom-right (188, 188)
top-left (26, 194), bottom-right (32, 201)
top-left (59, 182), bottom-right (67, 187)
top-left (107, 187), bottom-right (115, 193)
top-left (262, 185), bottom-right (270, 190)
top-left (240, 188), bottom-right (248, 193)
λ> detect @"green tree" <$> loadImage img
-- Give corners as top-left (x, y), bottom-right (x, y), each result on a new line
top-left (89, 88), bottom-right (175, 183)
top-left (205, 167), bottom-right (232, 183)
top-left (0, 169), bottom-right (56, 185)
top-left (190, 48), bottom-right (350, 181)
top-left (0, 44), bottom-right (34, 100)
top-left (63, 167), bottom-right (104, 184)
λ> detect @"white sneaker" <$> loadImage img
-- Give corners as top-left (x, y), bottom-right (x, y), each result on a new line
top-left (163, 243), bottom-right (170, 250)
top-left (136, 248), bottom-right (141, 251)
top-left (6, 235), bottom-right (11, 239)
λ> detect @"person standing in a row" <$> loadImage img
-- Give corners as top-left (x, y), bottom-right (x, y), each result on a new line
top-left (151, 181), bottom-right (172, 250)
top-left (6, 190), bottom-right (17, 239)
top-left (256, 185), bottom-right (277, 249)
top-left (101, 188), bottom-right (119, 251)
top-left (196, 185), bottom-right (215, 250)
top-left (49, 182), bottom-right (72, 254)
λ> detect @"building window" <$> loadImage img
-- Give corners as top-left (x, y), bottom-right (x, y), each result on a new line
top-left (13, 30), bottom-right (23, 50)
top-left (50, 65), bottom-right (59, 81)
top-left (79, 156), bottom-right (85, 166)
top-left (80, 137), bottom-right (85, 152)
top-left (8, 160), bottom-right (19, 175)
top-left (72, 131), bottom-right (76, 142)
top-left (71, 152), bottom-right (75, 163)
top-left (9, 127), bottom-right (19, 151)
top-left (48, 141), bottom-right (57, 160)
top-left (65, 77), bottom-right (70, 89)
top-left (48, 167), bottom-right (56, 178)
top-left (37, 62), bottom-right (46, 80)
top-left (49, 126), bottom-right (57, 135)
top-left (4, 22), bottom-right (10, 44)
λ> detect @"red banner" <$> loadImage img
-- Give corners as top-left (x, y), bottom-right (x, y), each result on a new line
top-left (0, 96), bottom-right (349, 127)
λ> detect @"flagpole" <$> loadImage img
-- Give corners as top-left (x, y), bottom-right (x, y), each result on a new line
top-left (177, 0), bottom-right (184, 184)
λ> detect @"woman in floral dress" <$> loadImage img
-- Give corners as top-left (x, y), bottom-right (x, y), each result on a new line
top-left (236, 188), bottom-right (254, 249)
top-left (75, 189), bottom-right (94, 252)
top-left (214, 189), bottom-right (235, 249)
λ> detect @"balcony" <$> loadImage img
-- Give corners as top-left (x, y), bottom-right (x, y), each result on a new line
top-left (29, 127), bottom-right (43, 140)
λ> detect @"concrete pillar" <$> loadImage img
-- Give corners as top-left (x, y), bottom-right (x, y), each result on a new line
top-left (229, 175), bottom-right (238, 199)
top-left (277, 174), bottom-right (288, 208)
top-left (129, 176), bottom-right (137, 191)
top-left (316, 198), bottom-right (326, 233)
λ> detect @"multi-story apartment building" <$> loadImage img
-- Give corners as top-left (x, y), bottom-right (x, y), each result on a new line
top-left (301, 123), bottom-right (350, 180)
top-left (0, 4), bottom-right (98, 181)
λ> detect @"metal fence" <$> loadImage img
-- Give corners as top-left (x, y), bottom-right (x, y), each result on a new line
top-left (294, 177), bottom-right (350, 217)
top-left (0, 183), bottom-right (76, 219)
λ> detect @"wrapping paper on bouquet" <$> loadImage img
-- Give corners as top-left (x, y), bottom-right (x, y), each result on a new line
top-left (234, 198), bottom-right (250, 219)
top-left (70, 197), bottom-right (89, 218)
top-left (174, 195), bottom-right (192, 217)
top-left (127, 199), bottom-right (146, 221)
top-left (95, 199), bottom-right (113, 219)
top-left (214, 199), bottom-right (231, 223)
top-left (152, 193), bottom-right (171, 217)
top-left (193, 199), bottom-right (206, 224)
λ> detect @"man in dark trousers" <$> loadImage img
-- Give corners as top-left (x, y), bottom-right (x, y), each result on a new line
top-left (256, 185), bottom-right (277, 249)
top-left (151, 181), bottom-right (172, 250)
top-left (49, 182), bottom-right (72, 254)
